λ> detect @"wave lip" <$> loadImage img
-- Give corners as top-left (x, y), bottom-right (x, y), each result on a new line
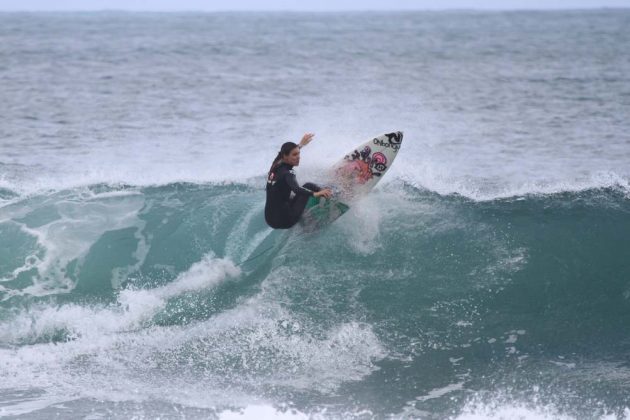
top-left (395, 168), bottom-right (630, 201)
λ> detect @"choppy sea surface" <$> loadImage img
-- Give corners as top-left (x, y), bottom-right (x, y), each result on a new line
top-left (1, 10), bottom-right (630, 419)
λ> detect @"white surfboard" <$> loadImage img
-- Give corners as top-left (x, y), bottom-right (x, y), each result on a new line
top-left (302, 131), bottom-right (403, 229)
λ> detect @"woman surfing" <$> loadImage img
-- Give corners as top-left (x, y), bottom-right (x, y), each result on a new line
top-left (265, 133), bottom-right (333, 229)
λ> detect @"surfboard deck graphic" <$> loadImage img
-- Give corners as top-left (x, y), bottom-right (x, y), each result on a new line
top-left (301, 131), bottom-right (403, 230)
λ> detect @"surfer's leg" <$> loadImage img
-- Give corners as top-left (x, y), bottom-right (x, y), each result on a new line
top-left (286, 189), bottom-right (319, 227)
top-left (277, 185), bottom-right (321, 228)
top-left (287, 197), bottom-right (308, 226)
top-left (265, 203), bottom-right (294, 229)
top-left (265, 214), bottom-right (290, 229)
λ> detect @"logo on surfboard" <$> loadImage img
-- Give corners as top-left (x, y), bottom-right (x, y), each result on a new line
top-left (337, 132), bottom-right (402, 184)
top-left (372, 131), bottom-right (403, 151)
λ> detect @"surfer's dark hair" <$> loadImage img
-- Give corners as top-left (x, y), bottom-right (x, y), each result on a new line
top-left (268, 142), bottom-right (299, 178)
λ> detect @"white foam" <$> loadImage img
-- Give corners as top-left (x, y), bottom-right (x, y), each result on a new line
top-left (453, 402), bottom-right (630, 420)
top-left (3, 128), bottom-right (629, 204)
top-left (217, 404), bottom-right (377, 420)
top-left (454, 403), bottom-right (574, 420)
top-left (0, 254), bottom-right (240, 344)
top-left (149, 253), bottom-right (240, 299)
top-left (0, 255), bottom-right (242, 416)
top-left (0, 189), bottom-right (147, 299)
top-left (218, 405), bottom-right (309, 420)
top-left (0, 258), bottom-right (385, 415)
top-left (416, 382), bottom-right (465, 402)
top-left (450, 396), bottom-right (630, 420)
top-left (0, 143), bottom-right (268, 197)
top-left (0, 394), bottom-right (77, 418)
top-left (2, 162), bottom-right (628, 210)
top-left (338, 194), bottom-right (383, 255)
top-left (397, 165), bottom-right (630, 202)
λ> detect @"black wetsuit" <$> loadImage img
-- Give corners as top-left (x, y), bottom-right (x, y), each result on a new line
top-left (265, 163), bottom-right (320, 229)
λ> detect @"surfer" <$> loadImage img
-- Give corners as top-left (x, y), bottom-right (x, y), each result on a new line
top-left (265, 133), bottom-right (333, 229)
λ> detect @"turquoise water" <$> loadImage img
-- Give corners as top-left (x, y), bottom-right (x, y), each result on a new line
top-left (1, 10), bottom-right (630, 419)
top-left (2, 183), bottom-right (630, 418)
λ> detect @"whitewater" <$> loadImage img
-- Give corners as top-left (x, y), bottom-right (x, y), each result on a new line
top-left (1, 10), bottom-right (630, 419)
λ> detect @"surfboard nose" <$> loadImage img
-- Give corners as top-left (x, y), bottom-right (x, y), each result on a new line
top-left (384, 131), bottom-right (403, 146)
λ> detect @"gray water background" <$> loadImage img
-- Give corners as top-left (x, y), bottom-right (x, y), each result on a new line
top-left (1, 10), bottom-right (629, 197)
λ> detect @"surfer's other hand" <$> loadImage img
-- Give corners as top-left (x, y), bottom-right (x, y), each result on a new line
top-left (299, 133), bottom-right (315, 148)
top-left (314, 189), bottom-right (333, 199)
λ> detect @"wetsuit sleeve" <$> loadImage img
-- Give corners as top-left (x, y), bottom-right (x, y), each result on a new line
top-left (285, 172), bottom-right (315, 196)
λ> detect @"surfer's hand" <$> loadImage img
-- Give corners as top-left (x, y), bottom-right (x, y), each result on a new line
top-left (314, 189), bottom-right (333, 199)
top-left (299, 133), bottom-right (315, 148)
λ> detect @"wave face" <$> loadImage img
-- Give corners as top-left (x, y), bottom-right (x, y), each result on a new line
top-left (1, 182), bottom-right (630, 418)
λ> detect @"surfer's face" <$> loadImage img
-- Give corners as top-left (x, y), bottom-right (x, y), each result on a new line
top-left (283, 147), bottom-right (300, 166)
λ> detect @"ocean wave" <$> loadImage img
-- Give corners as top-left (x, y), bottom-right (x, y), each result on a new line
top-left (1, 181), bottom-right (628, 300)
top-left (396, 169), bottom-right (630, 201)
top-left (1, 167), bottom-right (629, 207)
top-left (1, 180), bottom-right (629, 417)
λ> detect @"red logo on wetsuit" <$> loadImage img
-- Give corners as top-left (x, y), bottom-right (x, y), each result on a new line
top-left (267, 172), bottom-right (276, 186)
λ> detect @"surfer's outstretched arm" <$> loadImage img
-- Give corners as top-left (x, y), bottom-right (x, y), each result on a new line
top-left (298, 133), bottom-right (315, 148)
top-left (294, 133), bottom-right (333, 199)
